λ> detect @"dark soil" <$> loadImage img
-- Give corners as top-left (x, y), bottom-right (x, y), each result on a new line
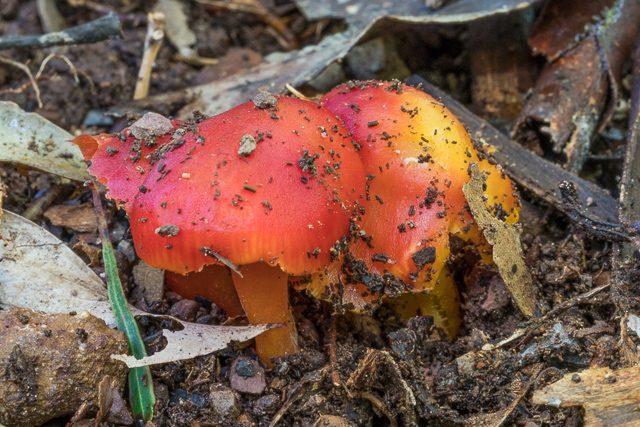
top-left (2, 1), bottom-right (638, 426)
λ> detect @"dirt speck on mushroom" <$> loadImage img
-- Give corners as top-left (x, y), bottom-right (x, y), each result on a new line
top-left (253, 91), bottom-right (278, 110)
top-left (238, 134), bottom-right (257, 156)
top-left (155, 224), bottom-right (180, 237)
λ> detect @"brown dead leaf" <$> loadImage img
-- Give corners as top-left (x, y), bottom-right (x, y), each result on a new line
top-left (95, 376), bottom-right (115, 425)
top-left (44, 203), bottom-right (98, 233)
top-left (533, 365), bottom-right (640, 427)
top-left (463, 162), bottom-right (535, 316)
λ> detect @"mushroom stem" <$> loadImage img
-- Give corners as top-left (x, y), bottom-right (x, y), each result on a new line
top-left (165, 264), bottom-right (245, 319)
top-left (387, 266), bottom-right (461, 338)
top-left (232, 262), bottom-right (299, 366)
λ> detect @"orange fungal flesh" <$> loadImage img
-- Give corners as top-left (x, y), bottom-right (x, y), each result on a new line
top-left (304, 81), bottom-right (519, 329)
top-left (165, 265), bottom-right (245, 319)
top-left (75, 96), bottom-right (367, 364)
top-left (233, 263), bottom-right (299, 366)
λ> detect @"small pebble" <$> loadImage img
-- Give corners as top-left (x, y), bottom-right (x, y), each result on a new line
top-left (169, 299), bottom-right (201, 322)
top-left (230, 358), bottom-right (266, 395)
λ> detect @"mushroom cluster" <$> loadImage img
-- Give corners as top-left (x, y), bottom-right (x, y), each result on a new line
top-left (76, 81), bottom-right (520, 364)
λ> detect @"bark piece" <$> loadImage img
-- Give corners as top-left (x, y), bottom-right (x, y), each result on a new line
top-left (533, 365), bottom-right (640, 427)
top-left (528, 0), bottom-right (614, 60)
top-left (468, 13), bottom-right (539, 121)
top-left (516, 36), bottom-right (607, 171)
top-left (613, 37), bottom-right (640, 364)
top-left (514, 0), bottom-right (640, 172)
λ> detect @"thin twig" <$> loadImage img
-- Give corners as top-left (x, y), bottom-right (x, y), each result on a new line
top-left (486, 282), bottom-right (611, 351)
top-left (22, 184), bottom-right (62, 222)
top-left (352, 391), bottom-right (398, 427)
top-left (0, 75), bottom-right (52, 97)
top-left (36, 53), bottom-right (79, 83)
top-left (327, 315), bottom-right (341, 387)
top-left (0, 56), bottom-right (43, 108)
top-left (0, 12), bottom-right (122, 51)
top-left (134, 12), bottom-right (166, 100)
top-left (285, 83), bottom-right (311, 101)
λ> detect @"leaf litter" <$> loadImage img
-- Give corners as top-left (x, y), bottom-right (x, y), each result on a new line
top-left (463, 162), bottom-right (536, 317)
top-left (0, 101), bottom-right (90, 182)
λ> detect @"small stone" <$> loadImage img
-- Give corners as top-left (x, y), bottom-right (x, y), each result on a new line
top-left (195, 307), bottom-right (209, 320)
top-left (117, 240), bottom-right (136, 263)
top-left (110, 221), bottom-right (127, 244)
top-left (130, 112), bottom-right (173, 140)
top-left (238, 134), bottom-right (257, 156)
top-left (481, 276), bottom-right (511, 311)
top-left (83, 109), bottom-right (114, 127)
top-left (132, 261), bottom-right (165, 304)
top-left (165, 291), bottom-right (183, 305)
top-left (253, 394), bottom-right (280, 416)
top-left (572, 373), bottom-right (581, 383)
top-left (253, 91), bottom-right (278, 109)
top-left (169, 299), bottom-right (202, 322)
top-left (195, 314), bottom-right (216, 325)
top-left (170, 388), bottom-right (205, 407)
top-left (299, 394), bottom-right (326, 414)
top-left (230, 358), bottom-right (266, 395)
top-left (105, 391), bottom-right (134, 425)
top-left (455, 352), bottom-right (477, 376)
top-left (209, 384), bottom-right (238, 416)
top-left (236, 357), bottom-right (255, 378)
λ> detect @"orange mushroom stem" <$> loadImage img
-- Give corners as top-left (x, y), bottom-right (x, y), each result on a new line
top-left (74, 94), bottom-right (366, 365)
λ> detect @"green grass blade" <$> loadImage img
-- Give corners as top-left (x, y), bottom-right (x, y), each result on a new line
top-left (89, 181), bottom-right (156, 421)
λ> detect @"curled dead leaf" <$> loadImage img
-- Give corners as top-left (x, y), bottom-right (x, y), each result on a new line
top-left (463, 162), bottom-right (536, 316)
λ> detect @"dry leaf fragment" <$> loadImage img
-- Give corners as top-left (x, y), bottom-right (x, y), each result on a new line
top-left (533, 365), bottom-right (640, 427)
top-left (95, 376), bottom-right (115, 425)
top-left (43, 203), bottom-right (99, 233)
top-left (463, 162), bottom-right (535, 316)
top-left (0, 101), bottom-right (90, 182)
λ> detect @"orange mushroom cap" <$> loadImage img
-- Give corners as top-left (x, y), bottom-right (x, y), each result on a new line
top-left (75, 96), bottom-right (366, 276)
top-left (300, 81), bottom-right (519, 319)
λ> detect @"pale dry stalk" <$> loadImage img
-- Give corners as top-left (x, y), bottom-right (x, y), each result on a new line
top-left (134, 12), bottom-right (166, 100)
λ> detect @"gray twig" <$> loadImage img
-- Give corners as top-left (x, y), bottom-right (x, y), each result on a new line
top-left (0, 12), bottom-right (123, 51)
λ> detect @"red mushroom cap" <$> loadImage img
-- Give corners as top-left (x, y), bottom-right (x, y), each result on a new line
top-left (76, 97), bottom-right (366, 276)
